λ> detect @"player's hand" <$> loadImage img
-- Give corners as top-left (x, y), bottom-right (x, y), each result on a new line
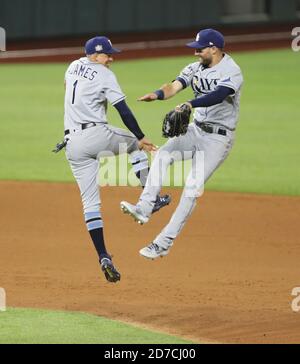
top-left (138, 93), bottom-right (158, 102)
top-left (138, 137), bottom-right (158, 152)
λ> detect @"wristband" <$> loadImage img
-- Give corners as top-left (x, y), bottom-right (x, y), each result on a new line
top-left (154, 89), bottom-right (164, 100)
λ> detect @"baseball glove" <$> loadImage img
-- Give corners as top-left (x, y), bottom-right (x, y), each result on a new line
top-left (162, 104), bottom-right (191, 138)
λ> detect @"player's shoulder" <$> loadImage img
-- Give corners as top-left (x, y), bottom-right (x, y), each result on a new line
top-left (99, 64), bottom-right (116, 77)
top-left (66, 58), bottom-right (79, 70)
top-left (180, 61), bottom-right (201, 78)
top-left (65, 57), bottom-right (86, 73)
top-left (184, 61), bottom-right (201, 72)
top-left (222, 53), bottom-right (242, 74)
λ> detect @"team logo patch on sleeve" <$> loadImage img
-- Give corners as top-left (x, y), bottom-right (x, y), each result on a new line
top-left (182, 66), bottom-right (194, 78)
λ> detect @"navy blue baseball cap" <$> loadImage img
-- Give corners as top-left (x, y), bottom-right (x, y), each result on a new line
top-left (85, 36), bottom-right (121, 55)
top-left (186, 28), bottom-right (225, 49)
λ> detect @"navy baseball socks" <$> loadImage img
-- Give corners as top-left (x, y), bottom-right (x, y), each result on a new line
top-left (85, 212), bottom-right (120, 283)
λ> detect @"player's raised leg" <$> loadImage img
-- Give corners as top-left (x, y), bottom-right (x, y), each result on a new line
top-left (121, 128), bottom-right (195, 224)
top-left (67, 147), bottom-right (120, 282)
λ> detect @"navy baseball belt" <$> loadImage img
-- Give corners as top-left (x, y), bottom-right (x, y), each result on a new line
top-left (64, 122), bottom-right (97, 136)
top-left (53, 122), bottom-right (98, 153)
top-left (195, 121), bottom-right (234, 136)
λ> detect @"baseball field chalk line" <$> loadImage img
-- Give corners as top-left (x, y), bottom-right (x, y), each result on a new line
top-left (0, 287), bottom-right (6, 312)
top-left (0, 31), bottom-right (291, 59)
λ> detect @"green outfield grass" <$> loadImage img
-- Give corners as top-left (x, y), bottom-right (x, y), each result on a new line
top-left (0, 49), bottom-right (299, 195)
top-left (0, 308), bottom-right (193, 344)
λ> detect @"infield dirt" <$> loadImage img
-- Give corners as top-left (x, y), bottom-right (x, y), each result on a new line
top-left (1, 181), bottom-right (300, 343)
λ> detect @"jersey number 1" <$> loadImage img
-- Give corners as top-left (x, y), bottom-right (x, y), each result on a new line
top-left (72, 80), bottom-right (78, 104)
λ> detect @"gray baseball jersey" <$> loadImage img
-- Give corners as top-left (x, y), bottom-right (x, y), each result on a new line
top-left (64, 57), bottom-right (125, 130)
top-left (177, 53), bottom-right (243, 130)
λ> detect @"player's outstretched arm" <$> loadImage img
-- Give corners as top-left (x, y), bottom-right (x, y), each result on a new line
top-left (138, 80), bottom-right (183, 102)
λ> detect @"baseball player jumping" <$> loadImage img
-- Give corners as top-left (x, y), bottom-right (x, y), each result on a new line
top-left (120, 29), bottom-right (243, 259)
top-left (58, 36), bottom-right (171, 282)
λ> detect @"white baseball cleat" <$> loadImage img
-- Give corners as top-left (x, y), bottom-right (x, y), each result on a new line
top-left (120, 201), bottom-right (149, 225)
top-left (139, 242), bottom-right (171, 260)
